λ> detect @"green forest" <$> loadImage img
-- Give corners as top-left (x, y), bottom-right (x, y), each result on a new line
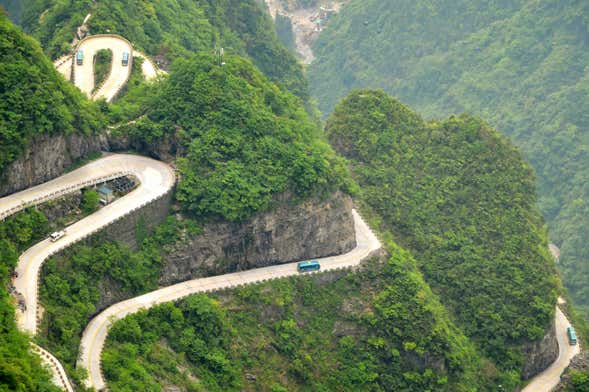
top-left (326, 89), bottom-right (557, 376)
top-left (0, 0), bottom-right (586, 390)
top-left (309, 0), bottom-right (589, 319)
top-left (111, 53), bottom-right (351, 221)
top-left (18, 0), bottom-right (309, 100)
top-left (0, 12), bottom-right (103, 173)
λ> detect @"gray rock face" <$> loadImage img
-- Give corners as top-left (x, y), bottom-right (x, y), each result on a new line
top-left (554, 351), bottom-right (589, 391)
top-left (522, 317), bottom-right (559, 379)
top-left (0, 133), bottom-right (108, 197)
top-left (159, 191), bottom-right (356, 285)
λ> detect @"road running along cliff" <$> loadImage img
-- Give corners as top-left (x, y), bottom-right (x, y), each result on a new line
top-left (0, 156), bottom-right (577, 391)
top-left (78, 209), bottom-right (381, 390)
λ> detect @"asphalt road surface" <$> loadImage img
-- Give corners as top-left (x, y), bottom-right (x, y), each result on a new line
top-left (78, 208), bottom-right (381, 390)
top-left (72, 35), bottom-right (133, 102)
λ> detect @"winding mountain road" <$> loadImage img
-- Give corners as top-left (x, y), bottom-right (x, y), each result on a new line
top-left (1, 154), bottom-right (175, 391)
top-left (79, 209), bottom-right (380, 390)
top-left (522, 303), bottom-right (581, 391)
top-left (73, 35), bottom-right (134, 102)
top-left (54, 34), bottom-right (160, 102)
top-left (1, 153), bottom-right (380, 391)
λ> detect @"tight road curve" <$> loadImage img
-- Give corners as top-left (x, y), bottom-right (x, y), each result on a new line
top-left (1, 152), bottom-right (577, 391)
top-left (78, 209), bottom-right (381, 390)
top-left (73, 35), bottom-right (133, 102)
top-left (0, 154), bottom-right (175, 391)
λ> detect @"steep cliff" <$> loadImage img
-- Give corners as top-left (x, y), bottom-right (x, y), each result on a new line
top-left (160, 191), bottom-right (355, 285)
top-left (522, 319), bottom-right (559, 379)
top-left (0, 132), bottom-right (108, 197)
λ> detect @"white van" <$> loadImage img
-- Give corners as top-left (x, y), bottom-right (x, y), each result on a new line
top-left (50, 230), bottom-right (66, 242)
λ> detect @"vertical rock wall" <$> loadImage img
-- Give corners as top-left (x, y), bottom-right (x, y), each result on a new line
top-left (0, 133), bottom-right (109, 197)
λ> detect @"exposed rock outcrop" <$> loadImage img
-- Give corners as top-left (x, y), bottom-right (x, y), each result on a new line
top-left (522, 318), bottom-right (559, 379)
top-left (0, 133), bottom-right (108, 197)
top-left (159, 191), bottom-right (356, 285)
top-left (554, 351), bottom-right (589, 391)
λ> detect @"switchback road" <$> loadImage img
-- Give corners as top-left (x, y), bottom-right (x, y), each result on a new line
top-left (78, 208), bottom-right (380, 390)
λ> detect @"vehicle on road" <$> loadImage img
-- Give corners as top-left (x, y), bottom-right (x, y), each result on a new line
top-left (297, 260), bottom-right (320, 272)
top-left (76, 50), bottom-right (84, 65)
top-left (50, 230), bottom-right (66, 242)
top-left (122, 52), bottom-right (129, 66)
top-left (567, 326), bottom-right (577, 345)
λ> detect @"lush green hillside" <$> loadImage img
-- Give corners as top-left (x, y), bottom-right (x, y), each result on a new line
top-left (102, 250), bottom-right (492, 391)
top-left (21, 0), bottom-right (309, 100)
top-left (309, 0), bottom-right (589, 318)
top-left (111, 53), bottom-right (351, 221)
top-left (0, 208), bottom-right (62, 391)
top-left (0, 12), bottom-right (103, 174)
top-left (326, 90), bottom-right (557, 376)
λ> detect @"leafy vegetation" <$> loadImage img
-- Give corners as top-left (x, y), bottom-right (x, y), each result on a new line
top-left (112, 54), bottom-right (352, 221)
top-left (21, 0), bottom-right (309, 100)
top-left (103, 250), bottom-right (496, 391)
top-left (326, 90), bottom-right (558, 372)
top-left (92, 49), bottom-right (112, 94)
top-left (37, 216), bottom-right (194, 377)
top-left (0, 208), bottom-right (61, 391)
top-left (309, 0), bottom-right (589, 319)
top-left (274, 14), bottom-right (296, 54)
top-left (0, 13), bottom-right (103, 174)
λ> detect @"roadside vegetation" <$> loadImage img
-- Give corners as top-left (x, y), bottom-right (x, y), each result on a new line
top-left (92, 49), bottom-right (112, 94)
top-left (103, 250), bottom-right (489, 391)
top-left (37, 216), bottom-right (198, 386)
top-left (0, 208), bottom-right (61, 391)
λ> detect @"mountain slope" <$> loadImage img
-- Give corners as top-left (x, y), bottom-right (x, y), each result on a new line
top-left (326, 90), bottom-right (558, 384)
top-left (20, 0), bottom-right (309, 100)
top-left (0, 12), bottom-right (103, 174)
top-left (309, 0), bottom-right (589, 318)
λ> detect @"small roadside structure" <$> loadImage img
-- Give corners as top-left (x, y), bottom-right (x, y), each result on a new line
top-left (97, 184), bottom-right (115, 204)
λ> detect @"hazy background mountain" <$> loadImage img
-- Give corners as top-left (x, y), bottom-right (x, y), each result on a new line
top-left (308, 0), bottom-right (589, 319)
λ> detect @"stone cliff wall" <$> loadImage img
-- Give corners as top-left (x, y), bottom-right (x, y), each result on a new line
top-left (0, 132), bottom-right (108, 197)
top-left (91, 190), bottom-right (173, 250)
top-left (159, 191), bottom-right (356, 285)
top-left (522, 317), bottom-right (559, 379)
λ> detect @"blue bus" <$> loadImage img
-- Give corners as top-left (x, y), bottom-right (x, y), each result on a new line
top-left (76, 50), bottom-right (84, 65)
top-left (567, 326), bottom-right (577, 345)
top-left (122, 52), bottom-right (129, 66)
top-left (297, 260), bottom-right (320, 272)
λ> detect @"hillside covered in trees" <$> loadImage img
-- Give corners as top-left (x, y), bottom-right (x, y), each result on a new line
top-left (308, 0), bottom-right (589, 318)
top-left (0, 1), bottom-right (578, 390)
top-left (326, 90), bottom-right (558, 382)
top-left (0, 12), bottom-right (103, 173)
top-left (15, 0), bottom-right (309, 100)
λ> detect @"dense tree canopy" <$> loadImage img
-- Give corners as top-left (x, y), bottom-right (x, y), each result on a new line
top-left (309, 0), bottom-right (589, 318)
top-left (20, 0), bottom-right (309, 100)
top-left (115, 54), bottom-right (352, 221)
top-left (326, 90), bottom-right (558, 371)
top-left (0, 13), bottom-right (103, 174)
